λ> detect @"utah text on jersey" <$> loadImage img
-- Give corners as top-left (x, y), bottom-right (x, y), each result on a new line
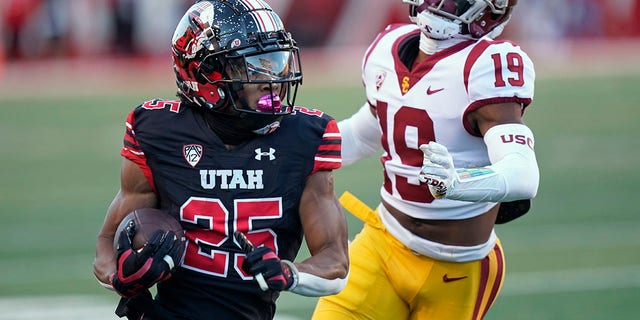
top-left (200, 169), bottom-right (265, 190)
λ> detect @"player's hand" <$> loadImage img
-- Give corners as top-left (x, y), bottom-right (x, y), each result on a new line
top-left (110, 230), bottom-right (180, 298)
top-left (418, 142), bottom-right (456, 199)
top-left (241, 246), bottom-right (296, 292)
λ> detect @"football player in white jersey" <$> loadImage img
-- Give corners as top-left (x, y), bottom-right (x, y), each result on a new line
top-left (313, 1), bottom-right (539, 319)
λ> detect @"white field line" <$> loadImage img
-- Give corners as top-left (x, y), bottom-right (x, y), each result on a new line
top-left (0, 295), bottom-right (300, 320)
top-left (0, 266), bottom-right (639, 319)
top-left (0, 295), bottom-right (115, 320)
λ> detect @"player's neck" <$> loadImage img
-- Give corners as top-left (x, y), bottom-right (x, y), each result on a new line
top-left (415, 51), bottom-right (431, 66)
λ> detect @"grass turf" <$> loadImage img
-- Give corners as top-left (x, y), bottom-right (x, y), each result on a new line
top-left (0, 72), bottom-right (639, 319)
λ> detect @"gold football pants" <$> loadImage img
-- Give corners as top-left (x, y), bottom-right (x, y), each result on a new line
top-left (312, 192), bottom-right (505, 320)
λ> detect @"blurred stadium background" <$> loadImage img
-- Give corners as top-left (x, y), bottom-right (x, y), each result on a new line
top-left (1, 0), bottom-right (640, 319)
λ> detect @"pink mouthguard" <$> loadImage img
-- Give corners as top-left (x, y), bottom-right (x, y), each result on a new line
top-left (257, 94), bottom-right (282, 113)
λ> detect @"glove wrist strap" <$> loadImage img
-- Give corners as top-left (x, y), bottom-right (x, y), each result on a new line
top-left (98, 275), bottom-right (115, 291)
top-left (281, 260), bottom-right (299, 290)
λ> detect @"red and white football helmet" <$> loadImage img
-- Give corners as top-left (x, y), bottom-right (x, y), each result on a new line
top-left (403, 0), bottom-right (517, 39)
top-left (171, 0), bottom-right (302, 115)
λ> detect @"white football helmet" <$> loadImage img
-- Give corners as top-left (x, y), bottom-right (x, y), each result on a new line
top-left (402, 0), bottom-right (517, 39)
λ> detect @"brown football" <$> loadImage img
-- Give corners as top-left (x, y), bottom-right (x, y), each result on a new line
top-left (114, 208), bottom-right (186, 252)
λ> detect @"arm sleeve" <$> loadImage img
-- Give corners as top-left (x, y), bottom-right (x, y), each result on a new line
top-left (284, 260), bottom-right (348, 297)
top-left (338, 103), bottom-right (382, 166)
top-left (447, 123), bottom-right (539, 202)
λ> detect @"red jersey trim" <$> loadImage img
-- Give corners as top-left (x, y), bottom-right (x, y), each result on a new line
top-left (463, 39), bottom-right (518, 94)
top-left (363, 24), bottom-right (407, 69)
top-left (391, 31), bottom-right (474, 95)
top-left (462, 97), bottom-right (532, 137)
top-left (472, 244), bottom-right (504, 320)
top-left (120, 111), bottom-right (157, 194)
top-left (311, 119), bottom-right (342, 174)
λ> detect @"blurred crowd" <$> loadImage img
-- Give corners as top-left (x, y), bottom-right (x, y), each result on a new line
top-left (1, 0), bottom-right (640, 61)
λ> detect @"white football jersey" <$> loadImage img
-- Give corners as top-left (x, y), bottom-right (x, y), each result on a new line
top-left (363, 24), bottom-right (535, 220)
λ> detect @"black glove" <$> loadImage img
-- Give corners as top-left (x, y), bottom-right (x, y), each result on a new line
top-left (241, 246), bottom-right (295, 291)
top-left (111, 230), bottom-right (180, 298)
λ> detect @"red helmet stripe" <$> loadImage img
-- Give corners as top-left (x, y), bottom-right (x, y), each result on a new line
top-left (240, 0), bottom-right (281, 32)
top-left (254, 11), bottom-right (272, 32)
top-left (242, 0), bottom-right (266, 31)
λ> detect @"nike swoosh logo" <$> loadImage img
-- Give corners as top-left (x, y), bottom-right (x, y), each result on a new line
top-left (443, 274), bottom-right (468, 283)
top-left (427, 86), bottom-right (444, 95)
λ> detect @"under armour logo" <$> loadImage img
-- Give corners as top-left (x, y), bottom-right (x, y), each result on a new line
top-left (255, 148), bottom-right (276, 161)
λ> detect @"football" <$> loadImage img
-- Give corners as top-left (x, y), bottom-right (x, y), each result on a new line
top-left (114, 208), bottom-right (186, 252)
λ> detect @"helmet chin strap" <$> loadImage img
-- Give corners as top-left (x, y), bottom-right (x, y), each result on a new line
top-left (250, 119), bottom-right (281, 135)
top-left (228, 96), bottom-right (283, 135)
top-left (416, 9), bottom-right (510, 55)
top-left (484, 19), bottom-right (510, 39)
top-left (413, 2), bottom-right (511, 43)
top-left (415, 11), bottom-right (461, 40)
top-left (420, 32), bottom-right (468, 55)
top-left (419, 32), bottom-right (468, 55)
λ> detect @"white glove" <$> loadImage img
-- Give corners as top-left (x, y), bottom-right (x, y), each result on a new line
top-left (418, 142), bottom-right (456, 199)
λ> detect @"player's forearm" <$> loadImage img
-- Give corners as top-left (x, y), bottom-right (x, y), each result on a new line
top-left (289, 249), bottom-right (349, 297)
top-left (450, 123), bottom-right (539, 202)
top-left (294, 211), bottom-right (349, 295)
top-left (93, 235), bottom-right (117, 286)
top-left (297, 199), bottom-right (349, 279)
top-left (297, 247), bottom-right (349, 279)
top-left (295, 172), bottom-right (349, 295)
top-left (420, 124), bottom-right (539, 202)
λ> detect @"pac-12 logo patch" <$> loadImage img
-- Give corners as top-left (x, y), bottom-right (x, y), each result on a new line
top-left (375, 71), bottom-right (386, 91)
top-left (183, 144), bottom-right (203, 168)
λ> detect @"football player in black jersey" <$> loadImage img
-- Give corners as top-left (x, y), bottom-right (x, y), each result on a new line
top-left (93, 1), bottom-right (349, 319)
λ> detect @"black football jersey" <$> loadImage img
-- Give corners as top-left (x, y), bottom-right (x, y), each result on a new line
top-left (120, 99), bottom-right (341, 319)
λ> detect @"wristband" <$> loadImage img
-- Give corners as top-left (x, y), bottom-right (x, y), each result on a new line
top-left (288, 269), bottom-right (348, 297)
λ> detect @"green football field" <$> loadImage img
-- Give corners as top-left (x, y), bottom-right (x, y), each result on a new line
top-left (0, 69), bottom-right (639, 319)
